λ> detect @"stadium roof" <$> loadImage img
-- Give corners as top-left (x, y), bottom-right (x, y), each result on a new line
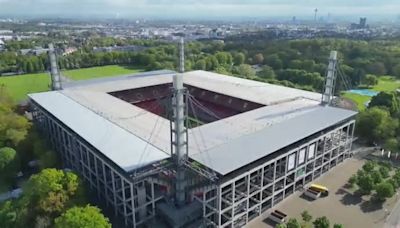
top-left (29, 91), bottom-right (170, 172)
top-left (29, 70), bottom-right (356, 174)
top-left (190, 106), bottom-right (357, 175)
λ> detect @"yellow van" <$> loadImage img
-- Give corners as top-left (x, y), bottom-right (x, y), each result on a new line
top-left (309, 184), bottom-right (329, 196)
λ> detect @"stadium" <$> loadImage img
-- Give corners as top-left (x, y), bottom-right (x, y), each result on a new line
top-left (29, 49), bottom-right (357, 227)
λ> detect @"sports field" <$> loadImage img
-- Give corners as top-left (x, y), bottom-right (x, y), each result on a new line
top-left (62, 65), bottom-right (144, 80)
top-left (0, 65), bottom-right (144, 102)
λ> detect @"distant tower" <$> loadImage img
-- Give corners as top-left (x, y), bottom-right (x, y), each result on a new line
top-left (322, 51), bottom-right (338, 106)
top-left (172, 37), bottom-right (188, 207)
top-left (314, 8), bottom-right (318, 22)
top-left (359, 17), bottom-right (367, 28)
top-left (48, 43), bottom-right (62, 91)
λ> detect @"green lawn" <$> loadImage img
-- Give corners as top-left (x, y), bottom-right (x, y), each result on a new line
top-left (371, 76), bottom-right (400, 92)
top-left (341, 92), bottom-right (371, 111)
top-left (0, 73), bottom-right (50, 102)
top-left (342, 76), bottom-right (400, 111)
top-left (62, 65), bottom-right (144, 80)
top-left (0, 65), bottom-right (144, 102)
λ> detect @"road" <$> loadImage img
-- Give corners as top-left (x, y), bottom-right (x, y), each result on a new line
top-left (385, 192), bottom-right (400, 228)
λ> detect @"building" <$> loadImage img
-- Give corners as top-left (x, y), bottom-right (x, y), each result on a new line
top-left (350, 17), bottom-right (368, 30)
top-left (20, 47), bottom-right (49, 56)
top-left (63, 47), bottom-right (78, 56)
top-left (29, 68), bottom-right (357, 227)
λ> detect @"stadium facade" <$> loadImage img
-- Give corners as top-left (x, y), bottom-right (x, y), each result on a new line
top-left (29, 68), bottom-right (357, 227)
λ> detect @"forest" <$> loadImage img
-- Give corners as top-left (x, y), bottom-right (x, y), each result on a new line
top-left (1, 37), bottom-right (400, 94)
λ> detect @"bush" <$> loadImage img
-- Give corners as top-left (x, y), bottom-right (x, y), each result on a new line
top-left (356, 174), bottom-right (374, 194)
top-left (371, 170), bottom-right (383, 184)
top-left (286, 218), bottom-right (301, 228)
top-left (0, 147), bottom-right (16, 170)
top-left (313, 216), bottom-right (330, 228)
top-left (54, 205), bottom-right (111, 228)
top-left (348, 174), bottom-right (357, 187)
top-left (362, 161), bottom-right (376, 172)
top-left (379, 166), bottom-right (390, 179)
top-left (301, 210), bottom-right (312, 223)
top-left (375, 182), bottom-right (395, 201)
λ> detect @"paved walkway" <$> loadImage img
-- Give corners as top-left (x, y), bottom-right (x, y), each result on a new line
top-left (385, 192), bottom-right (400, 228)
top-left (247, 158), bottom-right (399, 228)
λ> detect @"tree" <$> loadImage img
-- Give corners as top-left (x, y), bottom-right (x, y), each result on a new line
top-left (301, 210), bottom-right (312, 223)
top-left (333, 224), bottom-right (344, 228)
top-left (375, 182), bottom-right (395, 201)
top-left (275, 224), bottom-right (287, 228)
top-left (369, 92), bottom-right (400, 115)
top-left (362, 161), bottom-right (376, 172)
top-left (356, 108), bottom-right (398, 144)
top-left (371, 170), bottom-right (383, 184)
top-left (54, 205), bottom-right (111, 228)
top-left (384, 138), bottom-right (399, 153)
top-left (236, 64), bottom-right (256, 78)
top-left (363, 74), bottom-right (378, 87)
top-left (276, 69), bottom-right (323, 90)
top-left (387, 178), bottom-right (399, 190)
top-left (205, 56), bottom-right (219, 70)
top-left (348, 174), bottom-right (357, 188)
top-left (194, 59), bottom-right (206, 70)
top-left (367, 62), bottom-right (387, 75)
top-left (356, 174), bottom-right (374, 194)
top-left (233, 52), bottom-right (245, 65)
top-left (0, 147), bottom-right (16, 170)
top-left (0, 90), bottom-right (31, 147)
top-left (392, 171), bottom-right (400, 187)
top-left (215, 52), bottom-right (232, 65)
top-left (258, 65), bottom-right (276, 79)
top-left (253, 53), bottom-right (264, 65)
top-left (214, 66), bottom-right (230, 75)
top-left (392, 63), bottom-right (400, 78)
top-left (286, 218), bottom-right (301, 228)
top-left (379, 166), bottom-right (390, 178)
top-left (23, 168), bottom-right (84, 215)
top-left (313, 216), bottom-right (330, 228)
top-left (0, 201), bottom-right (17, 228)
top-left (265, 54), bottom-right (283, 70)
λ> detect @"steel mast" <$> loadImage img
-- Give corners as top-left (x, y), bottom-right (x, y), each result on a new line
top-left (48, 43), bottom-right (62, 90)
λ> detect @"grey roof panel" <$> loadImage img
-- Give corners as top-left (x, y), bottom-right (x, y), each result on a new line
top-left (189, 106), bottom-right (357, 175)
top-left (29, 91), bottom-right (170, 172)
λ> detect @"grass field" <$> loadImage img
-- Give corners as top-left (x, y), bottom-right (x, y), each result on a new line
top-left (371, 76), bottom-right (400, 92)
top-left (0, 73), bottom-right (50, 102)
top-left (0, 65), bottom-right (144, 102)
top-left (341, 93), bottom-right (371, 111)
top-left (342, 76), bottom-right (400, 111)
top-left (62, 65), bottom-right (144, 81)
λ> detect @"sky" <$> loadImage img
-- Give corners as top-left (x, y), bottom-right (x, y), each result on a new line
top-left (0, 0), bottom-right (399, 20)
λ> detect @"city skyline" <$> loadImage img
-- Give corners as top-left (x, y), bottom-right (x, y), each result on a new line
top-left (0, 0), bottom-right (399, 20)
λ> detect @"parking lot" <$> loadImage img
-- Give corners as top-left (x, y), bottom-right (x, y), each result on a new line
top-left (247, 158), bottom-right (400, 228)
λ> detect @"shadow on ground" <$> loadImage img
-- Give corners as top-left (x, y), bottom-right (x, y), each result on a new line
top-left (360, 199), bottom-right (384, 213)
top-left (299, 193), bottom-right (317, 202)
top-left (263, 218), bottom-right (278, 227)
top-left (340, 192), bottom-right (363, 206)
top-left (335, 187), bottom-right (348, 195)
